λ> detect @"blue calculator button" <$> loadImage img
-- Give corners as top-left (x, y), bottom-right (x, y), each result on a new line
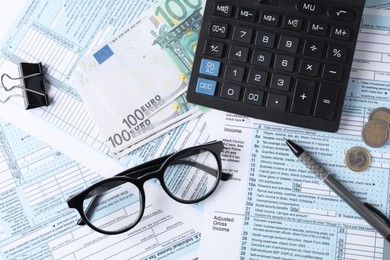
top-left (199, 59), bottom-right (221, 77)
top-left (195, 78), bottom-right (217, 96)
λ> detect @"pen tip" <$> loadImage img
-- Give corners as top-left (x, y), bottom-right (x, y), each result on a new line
top-left (284, 138), bottom-right (292, 145)
top-left (284, 139), bottom-right (303, 157)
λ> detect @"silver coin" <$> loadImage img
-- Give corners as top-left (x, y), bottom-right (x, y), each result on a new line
top-left (344, 146), bottom-right (371, 172)
top-left (362, 119), bottom-right (390, 147)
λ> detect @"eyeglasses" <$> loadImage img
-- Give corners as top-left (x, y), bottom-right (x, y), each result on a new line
top-left (67, 140), bottom-right (231, 235)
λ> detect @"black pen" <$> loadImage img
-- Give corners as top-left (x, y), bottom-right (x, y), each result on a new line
top-left (285, 139), bottom-right (390, 242)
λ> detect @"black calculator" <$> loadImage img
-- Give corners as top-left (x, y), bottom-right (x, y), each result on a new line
top-left (187, 0), bottom-right (365, 132)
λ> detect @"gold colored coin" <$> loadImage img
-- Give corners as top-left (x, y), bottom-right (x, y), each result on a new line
top-left (362, 119), bottom-right (390, 147)
top-left (369, 107), bottom-right (390, 128)
top-left (344, 146), bottom-right (371, 172)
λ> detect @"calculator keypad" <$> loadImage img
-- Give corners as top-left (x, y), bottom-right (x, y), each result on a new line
top-left (187, 0), bottom-right (365, 132)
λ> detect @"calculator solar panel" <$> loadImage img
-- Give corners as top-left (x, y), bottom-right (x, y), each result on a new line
top-left (187, 0), bottom-right (365, 132)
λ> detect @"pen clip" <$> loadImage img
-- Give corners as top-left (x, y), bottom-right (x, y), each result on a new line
top-left (364, 202), bottom-right (390, 227)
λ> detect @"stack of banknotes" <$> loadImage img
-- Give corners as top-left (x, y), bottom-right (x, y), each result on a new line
top-left (74, 0), bottom-right (206, 157)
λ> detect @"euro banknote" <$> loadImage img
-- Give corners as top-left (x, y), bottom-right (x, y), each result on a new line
top-left (74, 68), bottom-right (203, 157)
top-left (74, 0), bottom-right (206, 156)
top-left (77, 0), bottom-right (205, 126)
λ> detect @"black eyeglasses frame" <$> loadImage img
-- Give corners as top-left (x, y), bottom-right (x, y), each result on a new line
top-left (67, 140), bottom-right (231, 235)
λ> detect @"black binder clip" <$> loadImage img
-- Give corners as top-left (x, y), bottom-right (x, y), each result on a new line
top-left (1, 62), bottom-right (49, 109)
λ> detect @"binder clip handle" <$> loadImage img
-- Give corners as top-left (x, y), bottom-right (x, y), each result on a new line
top-left (1, 62), bottom-right (49, 109)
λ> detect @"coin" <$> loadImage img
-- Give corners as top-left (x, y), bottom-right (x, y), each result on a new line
top-left (369, 107), bottom-right (390, 128)
top-left (362, 119), bottom-right (390, 147)
top-left (344, 146), bottom-right (371, 172)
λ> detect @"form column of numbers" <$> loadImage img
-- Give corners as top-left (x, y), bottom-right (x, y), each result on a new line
top-left (239, 128), bottom-right (261, 260)
top-left (335, 228), bottom-right (346, 260)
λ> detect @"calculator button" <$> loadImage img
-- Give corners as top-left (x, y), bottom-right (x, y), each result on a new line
top-left (212, 3), bottom-right (233, 17)
top-left (303, 40), bottom-right (324, 58)
top-left (199, 59), bottom-right (221, 77)
top-left (224, 64), bottom-right (246, 81)
top-left (282, 17), bottom-right (303, 31)
top-left (204, 40), bottom-right (225, 58)
top-left (266, 93), bottom-right (287, 110)
top-left (274, 54), bottom-right (295, 72)
top-left (228, 45), bottom-right (250, 62)
top-left (195, 78), bottom-right (217, 96)
top-left (291, 79), bottom-right (316, 115)
top-left (220, 83), bottom-right (241, 100)
top-left (270, 74), bottom-right (291, 91)
top-left (209, 22), bottom-right (229, 38)
top-left (232, 26), bottom-right (253, 43)
top-left (295, 2), bottom-right (322, 15)
top-left (330, 26), bottom-right (351, 41)
top-left (251, 50), bottom-right (272, 67)
top-left (247, 69), bottom-right (268, 87)
top-left (326, 45), bottom-right (347, 62)
top-left (259, 12), bottom-right (279, 27)
top-left (237, 8), bottom-right (257, 22)
top-left (278, 35), bottom-right (300, 53)
top-left (314, 84), bottom-right (339, 120)
top-left (255, 30), bottom-right (276, 48)
top-left (307, 21), bottom-right (328, 36)
top-left (328, 8), bottom-right (355, 21)
top-left (298, 59), bottom-right (320, 77)
top-left (322, 64), bottom-right (343, 82)
top-left (243, 88), bottom-right (264, 106)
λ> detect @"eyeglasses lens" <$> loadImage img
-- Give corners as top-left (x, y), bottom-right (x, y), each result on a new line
top-left (83, 180), bottom-right (142, 233)
top-left (163, 150), bottom-right (220, 202)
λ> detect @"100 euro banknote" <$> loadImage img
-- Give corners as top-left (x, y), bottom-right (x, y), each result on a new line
top-left (74, 0), bottom-right (206, 155)
top-left (77, 0), bottom-right (205, 128)
top-left (74, 68), bottom-right (203, 157)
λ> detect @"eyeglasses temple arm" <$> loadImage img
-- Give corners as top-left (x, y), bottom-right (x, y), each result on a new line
top-left (117, 154), bottom-right (171, 178)
top-left (76, 185), bottom-right (116, 226)
top-left (170, 159), bottom-right (232, 181)
top-left (221, 172), bottom-right (232, 181)
top-left (77, 195), bottom-right (100, 226)
top-left (117, 144), bottom-right (225, 179)
top-left (77, 196), bottom-right (97, 225)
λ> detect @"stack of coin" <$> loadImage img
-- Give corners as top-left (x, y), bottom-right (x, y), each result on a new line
top-left (362, 107), bottom-right (390, 148)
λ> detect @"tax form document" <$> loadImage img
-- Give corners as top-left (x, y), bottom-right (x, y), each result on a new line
top-left (0, 0), bottom-right (206, 158)
top-left (199, 8), bottom-right (390, 260)
top-left (0, 0), bottom-right (211, 259)
top-left (0, 0), bottom-right (208, 160)
top-left (366, 0), bottom-right (390, 9)
top-left (0, 0), bottom-right (157, 156)
top-left (0, 117), bottom-right (202, 259)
